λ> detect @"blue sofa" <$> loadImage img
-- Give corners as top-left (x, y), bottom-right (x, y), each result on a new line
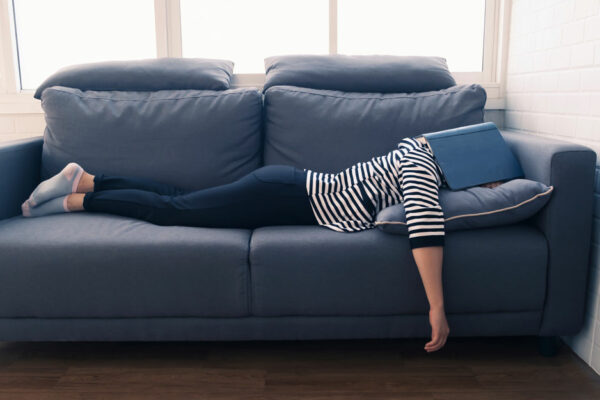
top-left (0, 56), bottom-right (595, 357)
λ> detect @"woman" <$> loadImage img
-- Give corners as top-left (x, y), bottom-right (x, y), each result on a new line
top-left (21, 135), bottom-right (501, 353)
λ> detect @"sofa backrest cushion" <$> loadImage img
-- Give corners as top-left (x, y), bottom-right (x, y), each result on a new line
top-left (34, 57), bottom-right (234, 99)
top-left (263, 55), bottom-right (456, 93)
top-left (40, 86), bottom-right (262, 190)
top-left (263, 83), bottom-right (487, 172)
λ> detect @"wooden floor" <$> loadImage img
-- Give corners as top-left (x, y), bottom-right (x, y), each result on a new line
top-left (0, 336), bottom-right (599, 399)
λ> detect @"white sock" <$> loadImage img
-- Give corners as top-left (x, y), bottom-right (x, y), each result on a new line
top-left (24, 162), bottom-right (84, 208)
top-left (22, 195), bottom-right (71, 218)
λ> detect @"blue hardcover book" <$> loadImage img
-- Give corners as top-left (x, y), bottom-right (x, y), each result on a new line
top-left (420, 122), bottom-right (524, 190)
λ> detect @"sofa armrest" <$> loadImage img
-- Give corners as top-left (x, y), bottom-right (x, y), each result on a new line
top-left (501, 129), bottom-right (596, 336)
top-left (0, 137), bottom-right (43, 221)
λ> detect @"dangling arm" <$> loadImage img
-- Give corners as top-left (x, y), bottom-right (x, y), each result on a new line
top-left (399, 155), bottom-right (450, 352)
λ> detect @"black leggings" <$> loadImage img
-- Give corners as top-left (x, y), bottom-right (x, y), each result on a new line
top-left (82, 165), bottom-right (318, 229)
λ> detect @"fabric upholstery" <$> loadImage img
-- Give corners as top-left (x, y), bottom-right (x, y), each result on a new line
top-left (34, 57), bottom-right (234, 99)
top-left (263, 84), bottom-right (486, 171)
top-left (0, 312), bottom-right (542, 341)
top-left (249, 224), bottom-right (547, 317)
top-left (40, 87), bottom-right (262, 190)
top-left (501, 129), bottom-right (597, 336)
top-left (0, 213), bottom-right (251, 318)
top-left (376, 178), bottom-right (553, 235)
top-left (263, 55), bottom-right (456, 93)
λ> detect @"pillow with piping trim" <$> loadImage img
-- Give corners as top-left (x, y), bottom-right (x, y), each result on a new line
top-left (375, 179), bottom-right (553, 235)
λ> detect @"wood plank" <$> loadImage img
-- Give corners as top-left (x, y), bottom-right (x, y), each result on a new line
top-left (0, 337), bottom-right (598, 399)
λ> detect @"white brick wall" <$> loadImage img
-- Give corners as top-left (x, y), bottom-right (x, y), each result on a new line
top-left (506, 0), bottom-right (600, 374)
top-left (0, 113), bottom-right (44, 143)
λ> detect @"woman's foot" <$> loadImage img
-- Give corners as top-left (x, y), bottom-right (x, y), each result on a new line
top-left (21, 193), bottom-right (85, 218)
top-left (425, 307), bottom-right (450, 352)
top-left (23, 162), bottom-right (85, 208)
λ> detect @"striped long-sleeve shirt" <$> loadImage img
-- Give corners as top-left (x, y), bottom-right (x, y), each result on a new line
top-left (303, 137), bottom-right (446, 249)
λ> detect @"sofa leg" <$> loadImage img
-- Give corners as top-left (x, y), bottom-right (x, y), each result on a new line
top-left (538, 335), bottom-right (560, 357)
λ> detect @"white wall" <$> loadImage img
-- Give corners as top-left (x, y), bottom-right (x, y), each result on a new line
top-left (0, 113), bottom-right (44, 142)
top-left (505, 0), bottom-right (600, 373)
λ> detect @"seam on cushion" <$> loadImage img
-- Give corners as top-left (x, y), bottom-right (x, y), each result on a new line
top-left (265, 84), bottom-right (482, 101)
top-left (374, 185), bottom-right (554, 226)
top-left (43, 87), bottom-right (258, 102)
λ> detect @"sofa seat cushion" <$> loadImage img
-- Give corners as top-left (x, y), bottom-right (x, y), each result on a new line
top-left (376, 179), bottom-right (554, 235)
top-left (249, 224), bottom-right (547, 316)
top-left (0, 213), bottom-right (251, 318)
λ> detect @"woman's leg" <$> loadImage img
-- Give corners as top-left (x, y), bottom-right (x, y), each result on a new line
top-left (88, 173), bottom-right (189, 196)
top-left (69, 165), bottom-right (317, 228)
top-left (22, 163), bottom-right (195, 217)
top-left (23, 161), bottom-right (188, 212)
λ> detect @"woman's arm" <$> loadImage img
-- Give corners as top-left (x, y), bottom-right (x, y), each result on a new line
top-left (412, 246), bottom-right (449, 353)
top-left (397, 149), bottom-right (450, 352)
top-left (412, 246), bottom-right (445, 309)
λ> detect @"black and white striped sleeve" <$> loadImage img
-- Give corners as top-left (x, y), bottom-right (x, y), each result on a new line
top-left (398, 153), bottom-right (445, 249)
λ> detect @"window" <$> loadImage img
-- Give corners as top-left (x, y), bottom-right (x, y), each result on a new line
top-left (5, 0), bottom-right (501, 94)
top-left (337, 0), bottom-right (486, 72)
top-left (11, 0), bottom-right (156, 90)
top-left (180, 0), bottom-right (329, 74)
top-left (179, 0), bottom-right (491, 81)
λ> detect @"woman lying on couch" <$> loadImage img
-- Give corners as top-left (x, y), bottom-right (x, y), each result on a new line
top-left (21, 135), bottom-right (502, 353)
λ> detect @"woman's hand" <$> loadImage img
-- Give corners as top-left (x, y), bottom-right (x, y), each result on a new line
top-left (412, 246), bottom-right (449, 352)
top-left (425, 307), bottom-right (450, 352)
top-left (480, 180), bottom-right (503, 189)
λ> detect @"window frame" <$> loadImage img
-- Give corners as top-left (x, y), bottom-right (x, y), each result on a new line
top-left (0, 0), bottom-right (510, 114)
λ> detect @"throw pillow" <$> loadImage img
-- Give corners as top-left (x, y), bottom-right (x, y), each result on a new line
top-left (375, 179), bottom-right (553, 234)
